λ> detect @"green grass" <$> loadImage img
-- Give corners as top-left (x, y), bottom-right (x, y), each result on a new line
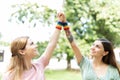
top-left (45, 69), bottom-right (82, 80)
top-left (0, 69), bottom-right (82, 80)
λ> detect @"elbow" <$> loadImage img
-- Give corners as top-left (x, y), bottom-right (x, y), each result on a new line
top-left (45, 60), bottom-right (49, 66)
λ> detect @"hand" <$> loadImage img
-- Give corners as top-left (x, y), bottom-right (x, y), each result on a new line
top-left (56, 12), bottom-right (69, 30)
top-left (57, 12), bottom-right (66, 22)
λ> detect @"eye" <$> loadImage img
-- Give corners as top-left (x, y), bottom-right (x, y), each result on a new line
top-left (91, 43), bottom-right (101, 48)
top-left (96, 45), bottom-right (100, 48)
top-left (30, 42), bottom-right (34, 45)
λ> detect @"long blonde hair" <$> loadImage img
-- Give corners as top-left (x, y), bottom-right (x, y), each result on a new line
top-left (7, 36), bottom-right (29, 80)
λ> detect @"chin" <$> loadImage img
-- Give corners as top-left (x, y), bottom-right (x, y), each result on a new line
top-left (90, 52), bottom-right (96, 56)
top-left (34, 50), bottom-right (39, 54)
top-left (35, 52), bottom-right (39, 56)
top-left (32, 54), bottom-right (38, 58)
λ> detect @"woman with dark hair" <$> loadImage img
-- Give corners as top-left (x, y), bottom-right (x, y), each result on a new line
top-left (60, 13), bottom-right (120, 80)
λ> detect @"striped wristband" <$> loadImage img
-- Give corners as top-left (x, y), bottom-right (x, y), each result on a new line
top-left (56, 21), bottom-right (62, 30)
top-left (63, 26), bottom-right (69, 30)
top-left (63, 22), bottom-right (69, 30)
top-left (56, 25), bottom-right (62, 30)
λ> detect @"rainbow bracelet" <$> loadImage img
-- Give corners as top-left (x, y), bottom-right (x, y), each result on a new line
top-left (56, 22), bottom-right (62, 30)
top-left (57, 21), bottom-right (68, 26)
top-left (63, 25), bottom-right (69, 30)
top-left (62, 22), bottom-right (69, 30)
top-left (56, 21), bottom-right (69, 30)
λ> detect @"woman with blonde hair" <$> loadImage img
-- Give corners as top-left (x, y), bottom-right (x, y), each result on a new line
top-left (2, 12), bottom-right (64, 80)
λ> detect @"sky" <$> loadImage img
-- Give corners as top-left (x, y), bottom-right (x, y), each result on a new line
top-left (0, 0), bottom-right (64, 43)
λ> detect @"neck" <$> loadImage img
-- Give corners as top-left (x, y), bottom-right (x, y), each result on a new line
top-left (92, 57), bottom-right (104, 67)
top-left (24, 57), bottom-right (32, 70)
top-left (26, 61), bottom-right (32, 70)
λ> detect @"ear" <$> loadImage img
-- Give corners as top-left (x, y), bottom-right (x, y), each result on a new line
top-left (18, 50), bottom-right (25, 55)
top-left (103, 51), bottom-right (109, 56)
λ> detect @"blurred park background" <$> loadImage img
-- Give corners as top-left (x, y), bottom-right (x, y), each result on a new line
top-left (0, 0), bottom-right (120, 80)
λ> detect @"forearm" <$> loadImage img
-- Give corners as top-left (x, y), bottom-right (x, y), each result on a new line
top-left (65, 29), bottom-right (82, 64)
top-left (40, 12), bottom-right (64, 66)
top-left (49, 29), bottom-right (61, 47)
top-left (41, 28), bottom-right (61, 66)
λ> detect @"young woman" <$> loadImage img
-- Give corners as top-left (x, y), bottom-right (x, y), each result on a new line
top-left (60, 13), bottom-right (120, 80)
top-left (2, 12), bottom-right (64, 80)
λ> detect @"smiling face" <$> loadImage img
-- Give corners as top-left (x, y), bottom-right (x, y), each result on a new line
top-left (11, 36), bottom-right (39, 59)
top-left (90, 40), bottom-right (108, 58)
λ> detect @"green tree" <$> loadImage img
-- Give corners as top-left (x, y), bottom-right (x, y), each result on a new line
top-left (9, 1), bottom-right (75, 69)
top-left (54, 33), bottom-right (74, 69)
top-left (9, 0), bottom-right (120, 69)
top-left (0, 33), bottom-right (9, 46)
top-left (9, 2), bottom-right (56, 27)
top-left (34, 41), bottom-right (48, 59)
top-left (64, 0), bottom-right (120, 46)
top-left (53, 0), bottom-right (120, 69)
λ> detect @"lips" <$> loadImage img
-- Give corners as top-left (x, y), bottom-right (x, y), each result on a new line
top-left (90, 50), bottom-right (96, 54)
top-left (34, 49), bottom-right (39, 54)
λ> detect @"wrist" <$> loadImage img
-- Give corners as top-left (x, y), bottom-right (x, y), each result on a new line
top-left (63, 26), bottom-right (69, 30)
top-left (57, 21), bottom-right (63, 26)
top-left (56, 21), bottom-right (69, 30)
top-left (57, 21), bottom-right (68, 26)
top-left (62, 22), bottom-right (69, 30)
top-left (56, 22), bottom-right (62, 30)
top-left (62, 22), bottom-right (68, 26)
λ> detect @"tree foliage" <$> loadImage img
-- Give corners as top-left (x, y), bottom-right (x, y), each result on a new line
top-left (9, 2), bottom-right (56, 27)
top-left (54, 33), bottom-right (74, 69)
top-left (9, 0), bottom-right (120, 69)
top-left (33, 41), bottom-right (48, 59)
top-left (64, 0), bottom-right (120, 46)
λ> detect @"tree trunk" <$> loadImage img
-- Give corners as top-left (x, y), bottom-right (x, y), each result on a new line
top-left (66, 53), bottom-right (72, 70)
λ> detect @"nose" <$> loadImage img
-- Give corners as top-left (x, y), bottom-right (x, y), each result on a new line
top-left (35, 44), bottom-right (38, 48)
top-left (90, 45), bottom-right (95, 50)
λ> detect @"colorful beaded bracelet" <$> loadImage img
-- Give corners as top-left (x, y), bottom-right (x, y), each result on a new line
top-left (56, 25), bottom-right (62, 30)
top-left (57, 21), bottom-right (68, 26)
top-left (63, 26), bottom-right (69, 30)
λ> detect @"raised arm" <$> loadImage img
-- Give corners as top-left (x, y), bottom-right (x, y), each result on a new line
top-left (40, 13), bottom-right (64, 67)
top-left (64, 28), bottom-right (82, 64)
top-left (62, 13), bottom-right (83, 64)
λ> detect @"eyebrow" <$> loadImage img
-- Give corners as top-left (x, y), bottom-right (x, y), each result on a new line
top-left (93, 43), bottom-right (102, 48)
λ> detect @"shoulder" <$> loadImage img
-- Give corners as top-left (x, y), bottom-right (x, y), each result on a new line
top-left (79, 56), bottom-right (91, 68)
top-left (80, 56), bottom-right (90, 64)
top-left (32, 61), bottom-right (44, 69)
top-left (108, 65), bottom-right (118, 72)
top-left (108, 65), bottom-right (120, 77)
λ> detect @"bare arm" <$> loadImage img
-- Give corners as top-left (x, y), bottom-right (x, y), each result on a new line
top-left (59, 12), bottom-right (83, 64)
top-left (41, 29), bottom-right (61, 66)
top-left (64, 29), bottom-right (82, 64)
top-left (40, 13), bottom-right (63, 67)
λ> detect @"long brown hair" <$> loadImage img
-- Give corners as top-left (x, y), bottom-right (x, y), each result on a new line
top-left (97, 38), bottom-right (120, 75)
top-left (7, 36), bottom-right (29, 80)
